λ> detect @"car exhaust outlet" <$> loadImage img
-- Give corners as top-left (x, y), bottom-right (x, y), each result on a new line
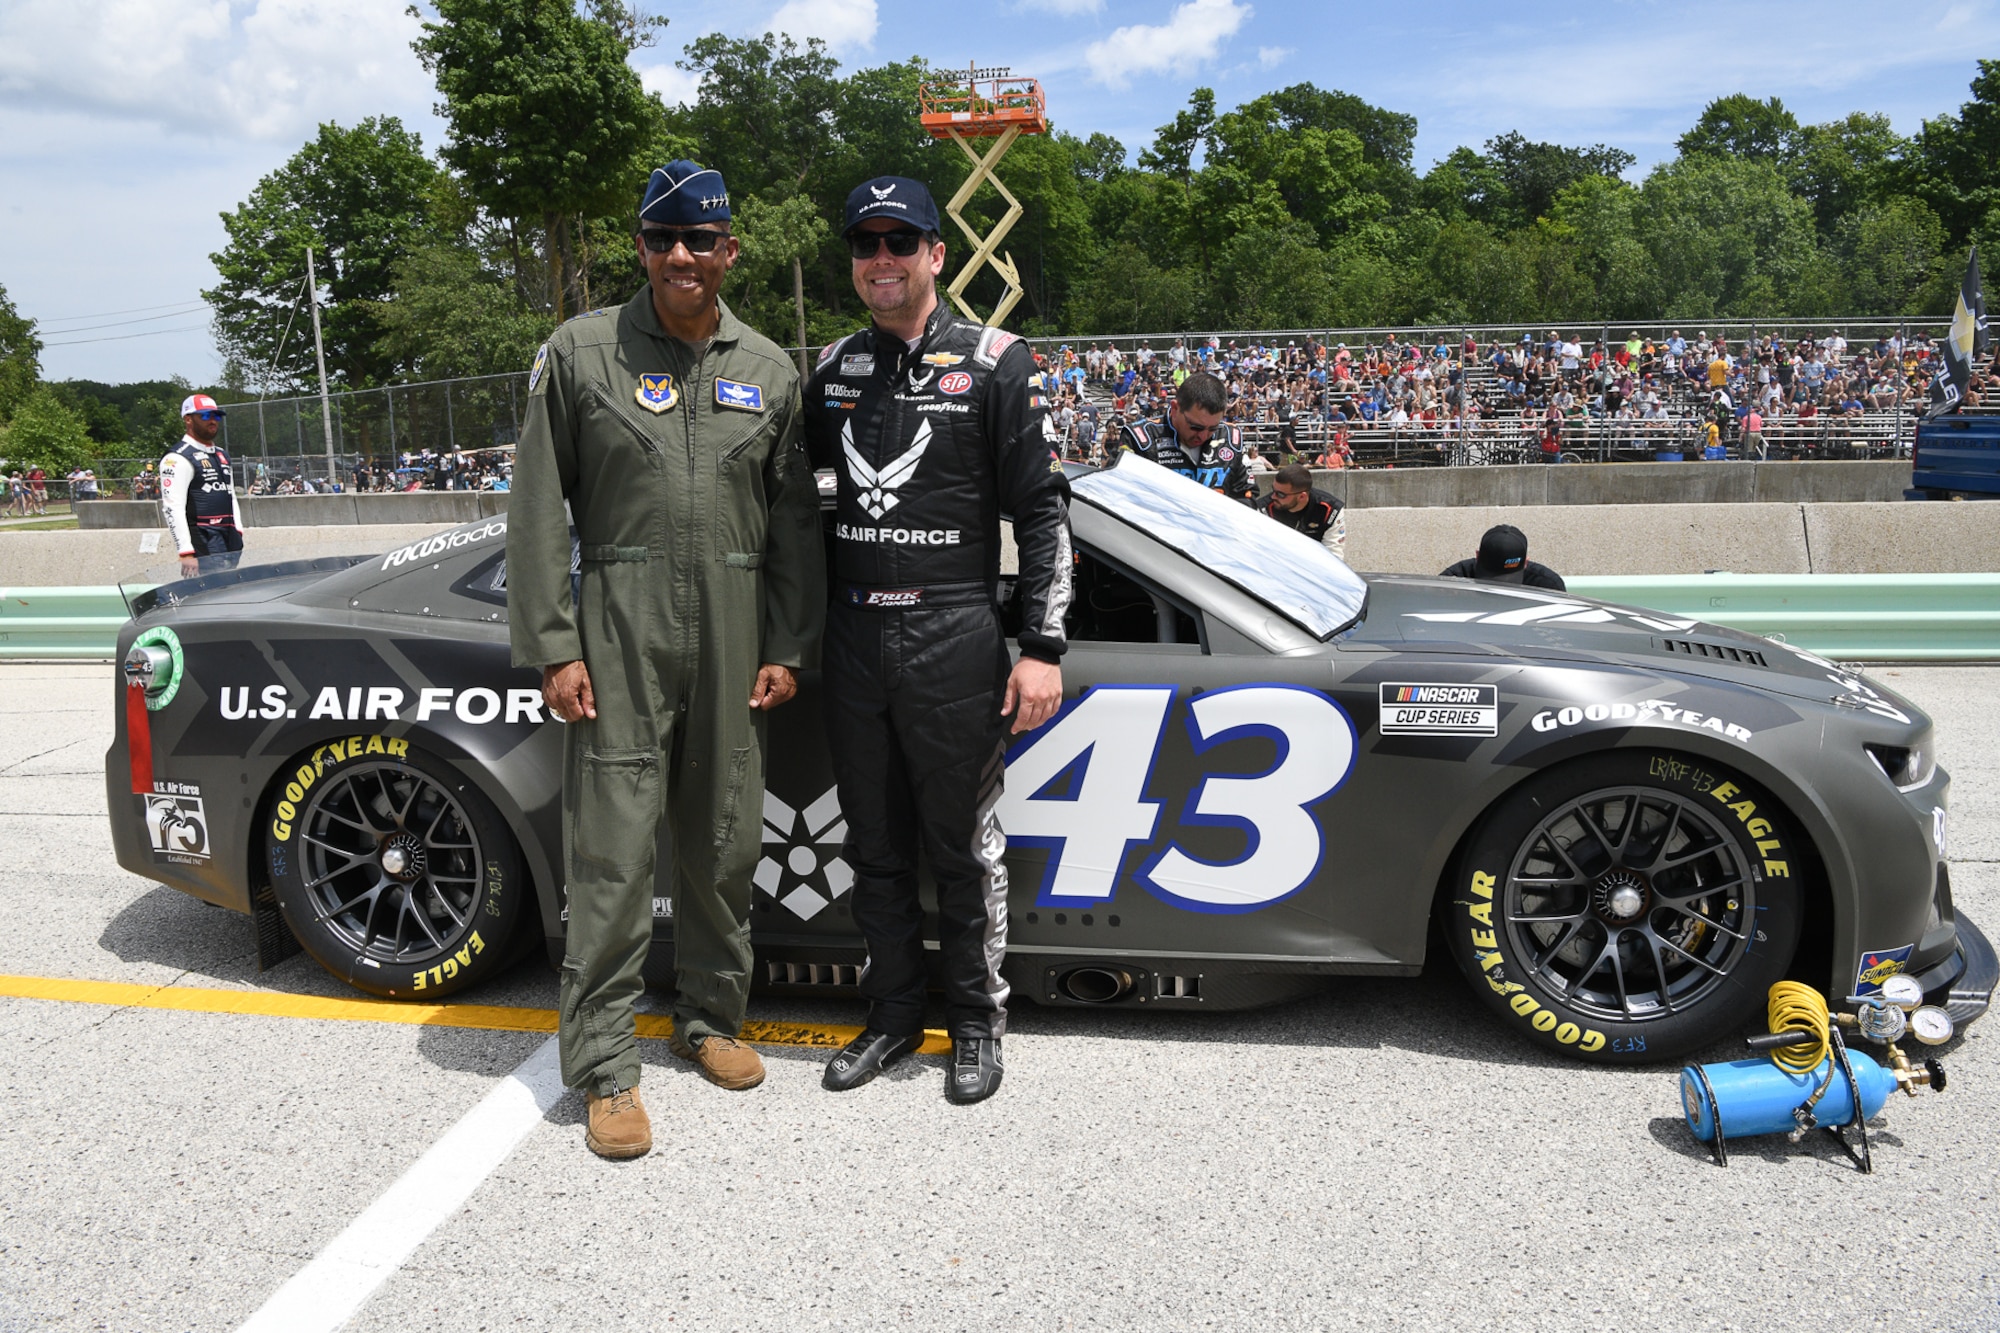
top-left (1058, 966), bottom-right (1134, 1004)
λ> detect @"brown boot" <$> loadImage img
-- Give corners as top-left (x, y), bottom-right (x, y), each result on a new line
top-left (669, 1032), bottom-right (766, 1090)
top-left (584, 1086), bottom-right (652, 1159)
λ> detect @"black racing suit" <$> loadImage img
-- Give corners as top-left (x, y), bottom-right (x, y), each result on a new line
top-left (1117, 416), bottom-right (1256, 502)
top-left (804, 302), bottom-right (1072, 1040)
top-left (1261, 487), bottom-right (1347, 560)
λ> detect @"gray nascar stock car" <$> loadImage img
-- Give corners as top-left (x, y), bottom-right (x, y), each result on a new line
top-left (106, 454), bottom-right (1995, 1064)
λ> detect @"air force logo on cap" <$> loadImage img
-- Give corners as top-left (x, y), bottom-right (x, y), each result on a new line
top-left (640, 160), bottom-right (731, 227)
top-left (842, 176), bottom-right (941, 235)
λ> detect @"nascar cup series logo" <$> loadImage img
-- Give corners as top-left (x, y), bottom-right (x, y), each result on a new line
top-left (1378, 683), bottom-right (1498, 737)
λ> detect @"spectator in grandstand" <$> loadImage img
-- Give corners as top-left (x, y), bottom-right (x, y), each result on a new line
top-left (1262, 463), bottom-right (1346, 561)
top-left (1441, 524), bottom-right (1564, 590)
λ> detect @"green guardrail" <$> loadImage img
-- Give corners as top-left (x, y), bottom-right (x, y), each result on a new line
top-left (1567, 573), bottom-right (2000, 661)
top-left (0, 587), bottom-right (146, 660)
top-left (3, 575), bottom-right (1997, 662)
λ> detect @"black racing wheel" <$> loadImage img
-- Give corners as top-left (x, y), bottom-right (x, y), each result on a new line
top-left (264, 740), bottom-right (527, 999)
top-left (1445, 750), bottom-right (1804, 1064)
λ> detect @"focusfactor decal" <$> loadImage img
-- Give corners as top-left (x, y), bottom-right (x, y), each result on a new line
top-left (381, 519), bottom-right (507, 571)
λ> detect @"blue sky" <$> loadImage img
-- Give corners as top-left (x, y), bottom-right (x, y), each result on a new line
top-left (2, 0), bottom-right (1994, 384)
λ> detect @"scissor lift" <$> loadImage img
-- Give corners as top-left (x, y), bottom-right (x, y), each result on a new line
top-left (918, 65), bottom-right (1048, 326)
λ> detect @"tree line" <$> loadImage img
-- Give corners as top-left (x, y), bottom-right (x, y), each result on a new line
top-left (3, 1), bottom-right (1997, 475)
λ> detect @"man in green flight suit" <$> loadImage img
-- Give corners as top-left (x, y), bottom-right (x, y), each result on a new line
top-left (507, 160), bottom-right (826, 1159)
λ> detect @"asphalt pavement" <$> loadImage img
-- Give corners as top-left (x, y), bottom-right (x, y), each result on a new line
top-left (1, 662), bottom-right (1996, 1333)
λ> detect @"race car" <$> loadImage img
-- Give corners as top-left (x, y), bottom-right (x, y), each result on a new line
top-left (105, 454), bottom-right (1995, 1063)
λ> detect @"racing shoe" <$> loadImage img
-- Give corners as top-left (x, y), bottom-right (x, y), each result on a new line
top-left (945, 1037), bottom-right (1003, 1104)
top-left (669, 1032), bottom-right (766, 1090)
top-left (585, 1086), bottom-right (652, 1159)
top-left (823, 1029), bottom-right (923, 1091)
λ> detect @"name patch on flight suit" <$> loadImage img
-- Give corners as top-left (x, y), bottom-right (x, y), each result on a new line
top-left (714, 378), bottom-right (765, 412)
top-left (636, 372), bottom-right (679, 414)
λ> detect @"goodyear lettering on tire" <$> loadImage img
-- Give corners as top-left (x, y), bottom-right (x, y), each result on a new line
top-left (1460, 866), bottom-right (1607, 1054)
top-left (269, 734), bottom-right (411, 844)
top-left (1645, 754), bottom-right (1791, 888)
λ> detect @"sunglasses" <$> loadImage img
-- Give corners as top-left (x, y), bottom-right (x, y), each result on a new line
top-left (640, 227), bottom-right (728, 255)
top-left (191, 411), bottom-right (224, 421)
top-left (848, 229), bottom-right (927, 260)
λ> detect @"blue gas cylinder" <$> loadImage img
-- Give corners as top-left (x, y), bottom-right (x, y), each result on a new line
top-left (1681, 1053), bottom-right (1896, 1142)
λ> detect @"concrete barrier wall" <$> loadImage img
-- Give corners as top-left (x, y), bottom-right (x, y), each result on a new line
top-left (0, 523), bottom-right (461, 586)
top-left (1348, 500), bottom-right (2000, 575)
top-left (1290, 458), bottom-right (1910, 509)
top-left (76, 493), bottom-right (510, 529)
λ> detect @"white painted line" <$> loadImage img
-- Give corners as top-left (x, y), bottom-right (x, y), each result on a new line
top-left (237, 1035), bottom-right (566, 1333)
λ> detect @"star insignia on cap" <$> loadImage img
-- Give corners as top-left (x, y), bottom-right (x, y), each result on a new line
top-left (699, 193), bottom-right (729, 210)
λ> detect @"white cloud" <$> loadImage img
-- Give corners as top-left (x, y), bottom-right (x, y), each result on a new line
top-left (1257, 45), bottom-right (1289, 67)
top-left (0, 0), bottom-right (430, 142)
top-left (1083, 0), bottom-right (1252, 91)
top-left (640, 62), bottom-right (704, 108)
top-left (1017, 0), bottom-right (1105, 14)
top-left (765, 0), bottom-right (878, 54)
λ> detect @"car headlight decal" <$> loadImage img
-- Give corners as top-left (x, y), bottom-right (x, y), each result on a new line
top-left (1866, 743), bottom-right (1937, 791)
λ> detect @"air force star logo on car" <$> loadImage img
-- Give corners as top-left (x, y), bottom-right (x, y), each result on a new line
top-left (843, 418), bottom-right (930, 519)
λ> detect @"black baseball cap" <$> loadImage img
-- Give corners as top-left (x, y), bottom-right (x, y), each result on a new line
top-left (842, 177), bottom-right (941, 235)
top-left (1474, 524), bottom-right (1530, 582)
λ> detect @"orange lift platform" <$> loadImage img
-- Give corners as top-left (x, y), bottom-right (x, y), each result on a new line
top-left (917, 65), bottom-right (1046, 325)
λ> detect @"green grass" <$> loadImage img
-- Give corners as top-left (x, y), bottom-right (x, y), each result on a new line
top-left (0, 517), bottom-right (81, 531)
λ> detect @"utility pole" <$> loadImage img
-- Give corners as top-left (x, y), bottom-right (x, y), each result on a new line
top-left (306, 245), bottom-right (335, 469)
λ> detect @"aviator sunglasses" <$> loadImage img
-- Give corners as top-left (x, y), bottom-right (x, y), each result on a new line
top-left (847, 229), bottom-right (927, 260)
top-left (640, 227), bottom-right (729, 255)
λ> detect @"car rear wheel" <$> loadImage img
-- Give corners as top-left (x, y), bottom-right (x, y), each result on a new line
top-left (265, 742), bottom-right (526, 999)
top-left (1444, 750), bottom-right (1803, 1064)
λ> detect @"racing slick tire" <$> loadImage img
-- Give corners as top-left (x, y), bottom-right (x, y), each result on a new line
top-left (263, 741), bottom-right (528, 1000)
top-left (1445, 750), bottom-right (1804, 1065)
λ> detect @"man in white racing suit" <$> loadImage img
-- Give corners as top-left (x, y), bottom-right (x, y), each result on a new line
top-left (159, 393), bottom-right (245, 577)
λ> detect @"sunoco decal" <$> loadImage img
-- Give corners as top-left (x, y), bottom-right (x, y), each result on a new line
top-left (381, 519), bottom-right (507, 570)
top-left (1378, 683), bottom-right (1497, 736)
top-left (1854, 945), bottom-right (1915, 996)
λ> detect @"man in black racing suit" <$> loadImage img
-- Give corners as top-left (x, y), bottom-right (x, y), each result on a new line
top-left (804, 176), bottom-right (1071, 1104)
top-left (1116, 371), bottom-right (1256, 502)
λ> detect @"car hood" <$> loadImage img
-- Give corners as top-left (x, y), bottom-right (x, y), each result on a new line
top-left (1364, 574), bottom-right (1924, 721)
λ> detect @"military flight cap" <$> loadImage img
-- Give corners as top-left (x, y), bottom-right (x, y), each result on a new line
top-left (640, 160), bottom-right (731, 226)
top-left (1473, 524), bottom-right (1531, 583)
top-left (842, 177), bottom-right (941, 235)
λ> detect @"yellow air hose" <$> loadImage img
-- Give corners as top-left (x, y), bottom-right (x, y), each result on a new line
top-left (1766, 982), bottom-right (1832, 1076)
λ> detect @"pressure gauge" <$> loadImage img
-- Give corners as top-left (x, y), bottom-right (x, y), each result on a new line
top-left (1910, 1006), bottom-right (1955, 1046)
top-left (1879, 974), bottom-right (1924, 1010)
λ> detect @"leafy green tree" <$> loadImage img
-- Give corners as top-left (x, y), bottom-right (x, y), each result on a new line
top-left (411, 0), bottom-right (665, 318)
top-left (1635, 156), bottom-right (1819, 317)
top-left (1908, 60), bottom-right (2000, 246)
top-left (1678, 94), bottom-right (1801, 162)
top-left (1062, 243), bottom-right (1201, 334)
top-left (2, 386), bottom-right (95, 473)
top-left (207, 118), bottom-right (437, 389)
top-left (1470, 133), bottom-right (1635, 230)
top-left (1790, 112), bottom-right (1905, 232)
top-left (729, 192), bottom-right (831, 358)
top-left (1548, 175), bottom-right (1655, 319)
top-left (0, 281), bottom-right (39, 424)
top-left (1213, 220), bottom-right (1334, 328)
top-left (1834, 196), bottom-right (1947, 315)
top-left (370, 245), bottom-right (555, 379)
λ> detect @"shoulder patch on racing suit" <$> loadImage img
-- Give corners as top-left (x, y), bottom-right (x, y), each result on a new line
top-left (973, 327), bottom-right (1020, 369)
top-left (817, 334), bottom-right (857, 371)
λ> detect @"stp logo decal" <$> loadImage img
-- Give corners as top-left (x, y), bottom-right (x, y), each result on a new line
top-left (938, 371), bottom-right (973, 396)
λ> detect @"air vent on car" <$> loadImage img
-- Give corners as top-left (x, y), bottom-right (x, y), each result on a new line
top-left (1657, 638), bottom-right (1767, 668)
top-left (1153, 973), bottom-right (1202, 1000)
top-left (764, 962), bottom-right (860, 987)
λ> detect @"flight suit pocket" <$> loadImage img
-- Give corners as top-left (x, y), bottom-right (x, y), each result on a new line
top-left (714, 746), bottom-right (751, 851)
top-left (573, 748), bottom-right (660, 872)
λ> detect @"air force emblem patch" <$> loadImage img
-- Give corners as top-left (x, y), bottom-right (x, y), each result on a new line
top-left (714, 378), bottom-right (765, 412)
top-left (528, 344), bottom-right (549, 394)
top-left (636, 372), bottom-right (679, 414)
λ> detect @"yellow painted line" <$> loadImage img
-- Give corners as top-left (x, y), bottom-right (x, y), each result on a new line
top-left (0, 974), bottom-right (952, 1055)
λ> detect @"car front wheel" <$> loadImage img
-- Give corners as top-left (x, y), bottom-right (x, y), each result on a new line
top-left (1445, 750), bottom-right (1803, 1064)
top-left (264, 741), bottom-right (527, 999)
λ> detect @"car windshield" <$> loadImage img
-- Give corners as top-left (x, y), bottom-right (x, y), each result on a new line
top-left (1071, 453), bottom-right (1367, 639)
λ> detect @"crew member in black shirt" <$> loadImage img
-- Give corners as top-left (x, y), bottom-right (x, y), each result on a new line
top-left (1440, 523), bottom-right (1565, 590)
